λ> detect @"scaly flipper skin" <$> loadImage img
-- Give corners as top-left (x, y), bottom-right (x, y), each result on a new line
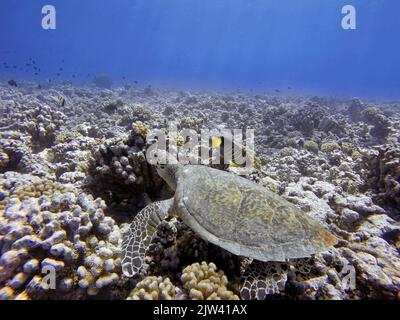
top-left (240, 257), bottom-right (315, 299)
top-left (240, 260), bottom-right (289, 300)
top-left (121, 199), bottom-right (174, 277)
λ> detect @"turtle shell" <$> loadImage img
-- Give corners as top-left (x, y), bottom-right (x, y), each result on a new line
top-left (174, 165), bottom-right (337, 262)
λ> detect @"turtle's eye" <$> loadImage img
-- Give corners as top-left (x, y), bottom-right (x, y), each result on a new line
top-left (155, 161), bottom-right (166, 169)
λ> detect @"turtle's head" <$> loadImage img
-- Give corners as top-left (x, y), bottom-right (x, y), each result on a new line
top-left (155, 162), bottom-right (180, 190)
top-left (148, 149), bottom-right (181, 190)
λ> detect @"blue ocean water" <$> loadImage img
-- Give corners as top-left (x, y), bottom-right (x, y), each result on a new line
top-left (0, 0), bottom-right (399, 98)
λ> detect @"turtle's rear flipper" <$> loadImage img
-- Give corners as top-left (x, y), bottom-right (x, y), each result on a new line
top-left (240, 260), bottom-right (289, 300)
top-left (289, 257), bottom-right (314, 276)
top-left (121, 199), bottom-right (174, 277)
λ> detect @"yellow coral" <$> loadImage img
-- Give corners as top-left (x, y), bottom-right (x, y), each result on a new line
top-left (9, 179), bottom-right (70, 201)
top-left (168, 131), bottom-right (185, 147)
top-left (55, 131), bottom-right (82, 144)
top-left (281, 147), bottom-right (296, 157)
top-left (304, 140), bottom-right (319, 153)
top-left (351, 150), bottom-right (363, 160)
top-left (132, 121), bottom-right (150, 138)
top-left (181, 262), bottom-right (239, 300)
top-left (0, 150), bottom-right (10, 171)
top-left (320, 141), bottom-right (340, 153)
top-left (127, 276), bottom-right (176, 300)
top-left (341, 143), bottom-right (353, 155)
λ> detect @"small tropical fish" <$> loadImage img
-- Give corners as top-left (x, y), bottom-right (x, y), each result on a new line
top-left (57, 95), bottom-right (66, 107)
top-left (211, 137), bottom-right (223, 149)
top-left (229, 162), bottom-right (240, 168)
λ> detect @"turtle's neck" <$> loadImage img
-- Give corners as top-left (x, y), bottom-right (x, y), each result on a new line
top-left (157, 164), bottom-right (181, 191)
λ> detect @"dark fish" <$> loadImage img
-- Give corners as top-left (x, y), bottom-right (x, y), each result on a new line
top-left (275, 89), bottom-right (281, 93)
top-left (56, 73), bottom-right (60, 76)
top-left (57, 95), bottom-right (66, 107)
top-left (72, 74), bottom-right (76, 78)
top-left (38, 84), bottom-right (42, 89)
top-left (34, 72), bottom-right (39, 75)
top-left (7, 80), bottom-right (17, 87)
top-left (59, 67), bottom-right (63, 71)
top-left (26, 63), bottom-right (31, 67)
top-left (12, 65), bottom-right (16, 69)
top-left (288, 86), bottom-right (292, 90)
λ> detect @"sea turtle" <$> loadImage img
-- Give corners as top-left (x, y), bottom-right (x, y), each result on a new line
top-left (121, 161), bottom-right (338, 299)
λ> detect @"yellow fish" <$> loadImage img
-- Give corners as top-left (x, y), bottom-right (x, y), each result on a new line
top-left (211, 137), bottom-right (222, 149)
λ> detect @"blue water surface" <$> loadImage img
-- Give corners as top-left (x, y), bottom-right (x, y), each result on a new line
top-left (0, 0), bottom-right (399, 99)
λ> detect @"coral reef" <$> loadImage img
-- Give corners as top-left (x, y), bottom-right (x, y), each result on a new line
top-left (362, 107), bottom-right (392, 140)
top-left (181, 262), bottom-right (239, 300)
top-left (127, 276), bottom-right (178, 300)
top-left (0, 172), bottom-right (125, 299)
top-left (365, 145), bottom-right (400, 207)
top-left (0, 82), bottom-right (399, 300)
top-left (126, 262), bottom-right (239, 300)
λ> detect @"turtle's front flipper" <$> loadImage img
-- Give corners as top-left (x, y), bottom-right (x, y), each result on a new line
top-left (240, 260), bottom-right (289, 300)
top-left (121, 199), bottom-right (174, 277)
